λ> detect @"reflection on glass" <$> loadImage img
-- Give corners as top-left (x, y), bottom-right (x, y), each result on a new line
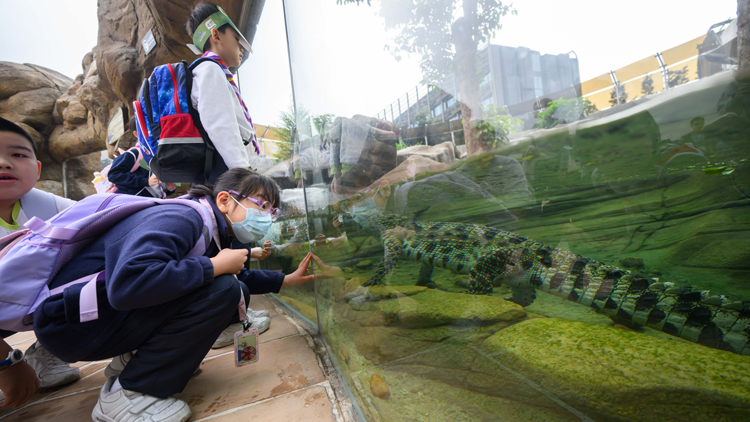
top-left (258, 1), bottom-right (750, 420)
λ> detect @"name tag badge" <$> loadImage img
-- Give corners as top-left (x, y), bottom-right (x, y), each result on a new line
top-left (234, 328), bottom-right (259, 367)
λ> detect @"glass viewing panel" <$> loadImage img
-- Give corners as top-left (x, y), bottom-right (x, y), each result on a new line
top-left (262, 1), bottom-right (750, 420)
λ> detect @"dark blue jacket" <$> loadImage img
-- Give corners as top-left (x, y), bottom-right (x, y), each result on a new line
top-left (36, 197), bottom-right (283, 332)
top-left (108, 150), bottom-right (152, 196)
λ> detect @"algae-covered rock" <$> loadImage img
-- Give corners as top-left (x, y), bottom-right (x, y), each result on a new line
top-left (355, 259), bottom-right (373, 269)
top-left (381, 289), bottom-right (525, 328)
top-left (619, 256), bottom-right (645, 269)
top-left (367, 285), bottom-right (428, 300)
top-left (481, 318), bottom-right (750, 421)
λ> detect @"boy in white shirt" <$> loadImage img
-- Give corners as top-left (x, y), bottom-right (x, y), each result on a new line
top-left (185, 2), bottom-right (260, 184)
top-left (0, 117), bottom-right (79, 405)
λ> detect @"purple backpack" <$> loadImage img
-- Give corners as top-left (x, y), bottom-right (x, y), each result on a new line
top-left (0, 194), bottom-right (215, 332)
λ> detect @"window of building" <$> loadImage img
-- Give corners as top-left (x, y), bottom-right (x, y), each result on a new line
top-left (532, 54), bottom-right (541, 72)
top-left (481, 96), bottom-right (494, 107)
top-left (432, 103), bottom-right (443, 117)
top-left (445, 97), bottom-right (456, 108)
top-left (534, 76), bottom-right (544, 97)
top-left (480, 72), bottom-right (491, 86)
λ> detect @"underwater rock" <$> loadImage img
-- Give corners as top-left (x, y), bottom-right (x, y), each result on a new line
top-left (619, 257), bottom-right (645, 269)
top-left (369, 374), bottom-right (390, 399)
top-left (482, 318), bottom-right (750, 421)
top-left (341, 349), bottom-right (350, 364)
top-left (381, 289), bottom-right (526, 328)
top-left (397, 141), bottom-right (459, 165)
top-left (367, 285), bottom-right (428, 300)
top-left (355, 259), bottom-right (373, 269)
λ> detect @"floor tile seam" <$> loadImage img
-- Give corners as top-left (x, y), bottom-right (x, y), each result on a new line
top-left (191, 381), bottom-right (335, 422)
top-left (468, 345), bottom-right (595, 422)
top-left (41, 365), bottom-right (108, 401)
top-left (0, 385), bottom-right (102, 421)
top-left (9, 337), bottom-right (36, 347)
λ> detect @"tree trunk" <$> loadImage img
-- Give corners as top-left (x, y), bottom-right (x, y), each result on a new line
top-left (739, 0), bottom-right (750, 80)
top-left (452, 0), bottom-right (491, 156)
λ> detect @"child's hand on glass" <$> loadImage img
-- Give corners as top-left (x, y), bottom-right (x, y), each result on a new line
top-left (310, 254), bottom-right (343, 279)
top-left (282, 252), bottom-right (315, 287)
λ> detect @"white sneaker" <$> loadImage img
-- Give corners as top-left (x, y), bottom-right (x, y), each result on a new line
top-left (91, 377), bottom-right (191, 422)
top-left (212, 315), bottom-right (272, 349)
top-left (248, 308), bottom-right (270, 318)
top-left (24, 342), bottom-right (80, 388)
top-left (104, 352), bottom-right (132, 379)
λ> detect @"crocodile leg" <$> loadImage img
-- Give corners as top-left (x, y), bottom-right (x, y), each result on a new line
top-left (467, 248), bottom-right (510, 295)
top-left (416, 262), bottom-right (434, 286)
top-left (363, 230), bottom-right (403, 286)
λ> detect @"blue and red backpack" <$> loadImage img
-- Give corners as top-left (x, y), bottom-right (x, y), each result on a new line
top-left (133, 58), bottom-right (220, 183)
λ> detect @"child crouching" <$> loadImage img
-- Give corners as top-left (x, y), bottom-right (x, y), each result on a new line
top-left (1, 168), bottom-right (314, 421)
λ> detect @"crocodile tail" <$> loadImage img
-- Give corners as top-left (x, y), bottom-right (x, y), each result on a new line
top-left (599, 279), bottom-right (750, 355)
top-left (530, 247), bottom-right (750, 355)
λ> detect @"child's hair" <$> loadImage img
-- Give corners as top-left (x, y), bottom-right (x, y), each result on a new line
top-left (186, 3), bottom-right (228, 52)
top-left (189, 168), bottom-right (281, 207)
top-left (0, 117), bottom-right (37, 155)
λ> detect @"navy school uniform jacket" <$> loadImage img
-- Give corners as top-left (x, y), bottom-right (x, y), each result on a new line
top-left (31, 197), bottom-right (284, 356)
top-left (107, 150), bottom-right (152, 196)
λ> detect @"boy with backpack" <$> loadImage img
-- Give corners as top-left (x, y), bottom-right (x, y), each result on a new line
top-left (183, 2), bottom-right (260, 183)
top-left (0, 117), bottom-right (80, 405)
top-left (0, 167), bottom-right (318, 421)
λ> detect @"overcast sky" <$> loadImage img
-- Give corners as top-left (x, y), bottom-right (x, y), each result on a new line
top-left (0, 0), bottom-right (739, 127)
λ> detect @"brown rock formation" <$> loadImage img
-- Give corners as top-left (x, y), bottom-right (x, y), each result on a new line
top-left (2, 0), bottom-right (264, 200)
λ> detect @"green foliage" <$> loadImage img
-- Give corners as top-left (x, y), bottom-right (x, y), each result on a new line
top-left (609, 85), bottom-right (628, 107)
top-left (312, 113), bottom-right (335, 136)
top-left (535, 97), bottom-right (597, 129)
top-left (641, 74), bottom-right (654, 96)
top-left (668, 66), bottom-right (689, 87)
top-left (396, 138), bottom-right (422, 150)
top-left (475, 104), bottom-right (522, 146)
top-left (273, 103), bottom-right (310, 162)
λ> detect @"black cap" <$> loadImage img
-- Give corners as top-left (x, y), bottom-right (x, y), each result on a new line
top-left (0, 117), bottom-right (37, 154)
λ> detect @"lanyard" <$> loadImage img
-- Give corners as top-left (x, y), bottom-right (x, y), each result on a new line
top-left (198, 196), bottom-right (247, 324)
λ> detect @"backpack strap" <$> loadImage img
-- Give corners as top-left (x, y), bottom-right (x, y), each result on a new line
top-left (47, 198), bottom-right (217, 325)
top-left (19, 189), bottom-right (59, 222)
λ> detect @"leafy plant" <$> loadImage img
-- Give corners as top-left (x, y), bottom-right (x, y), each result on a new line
top-left (396, 138), bottom-right (422, 150)
top-left (475, 104), bottom-right (522, 146)
top-left (272, 103), bottom-right (310, 162)
top-left (535, 97), bottom-right (597, 129)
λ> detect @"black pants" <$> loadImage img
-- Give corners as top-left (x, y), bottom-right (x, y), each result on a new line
top-left (34, 275), bottom-right (242, 398)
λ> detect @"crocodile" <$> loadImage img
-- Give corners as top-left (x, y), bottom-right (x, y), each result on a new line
top-left (352, 214), bottom-right (750, 355)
